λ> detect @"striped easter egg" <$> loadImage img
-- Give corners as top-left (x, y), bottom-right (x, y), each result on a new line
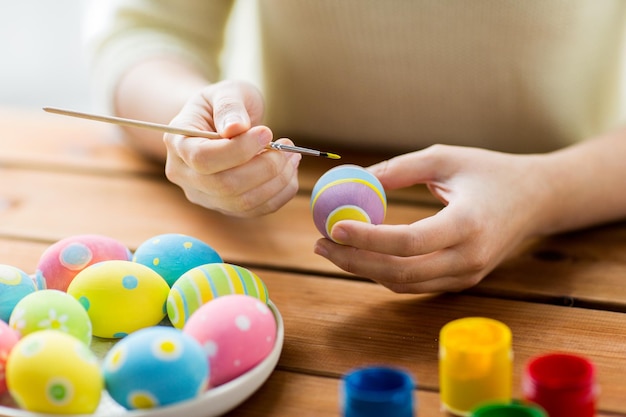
top-left (166, 263), bottom-right (269, 329)
top-left (311, 164), bottom-right (387, 242)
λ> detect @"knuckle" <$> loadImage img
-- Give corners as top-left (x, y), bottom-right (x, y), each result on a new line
top-left (464, 247), bottom-right (491, 272)
top-left (338, 248), bottom-right (360, 274)
top-left (164, 161), bottom-right (177, 184)
top-left (215, 97), bottom-right (242, 115)
top-left (234, 191), bottom-right (258, 213)
top-left (211, 173), bottom-right (239, 198)
top-left (260, 154), bottom-right (283, 178)
top-left (184, 149), bottom-right (209, 172)
top-left (405, 231), bottom-right (427, 255)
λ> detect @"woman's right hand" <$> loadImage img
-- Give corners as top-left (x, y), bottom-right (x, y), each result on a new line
top-left (163, 80), bottom-right (301, 217)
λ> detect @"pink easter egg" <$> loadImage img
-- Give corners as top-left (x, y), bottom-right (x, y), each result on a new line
top-left (0, 320), bottom-right (19, 394)
top-left (183, 294), bottom-right (277, 387)
top-left (36, 234), bottom-right (132, 291)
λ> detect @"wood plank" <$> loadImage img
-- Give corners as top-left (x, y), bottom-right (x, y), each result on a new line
top-left (224, 370), bottom-right (443, 417)
top-left (0, 237), bottom-right (49, 273)
top-left (3, 167), bottom-right (626, 312)
top-left (0, 235), bottom-right (623, 415)
top-left (0, 107), bottom-right (160, 175)
top-left (257, 270), bottom-right (626, 414)
top-left (0, 166), bottom-right (437, 273)
top-left (473, 224), bottom-right (626, 311)
top-left (0, 107), bottom-right (439, 204)
top-left (225, 370), bottom-right (620, 417)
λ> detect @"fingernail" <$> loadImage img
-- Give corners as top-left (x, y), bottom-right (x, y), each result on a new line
top-left (314, 242), bottom-right (328, 257)
top-left (258, 129), bottom-right (272, 146)
top-left (289, 153), bottom-right (302, 167)
top-left (331, 225), bottom-right (348, 244)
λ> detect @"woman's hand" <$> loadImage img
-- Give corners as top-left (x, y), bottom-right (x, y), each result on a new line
top-left (314, 144), bottom-right (552, 293)
top-left (163, 80), bottom-right (301, 217)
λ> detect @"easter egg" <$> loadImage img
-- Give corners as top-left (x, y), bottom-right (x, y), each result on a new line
top-left (0, 264), bottom-right (36, 322)
top-left (103, 326), bottom-right (208, 409)
top-left (36, 234), bottom-right (132, 291)
top-left (0, 320), bottom-right (19, 394)
top-left (184, 294), bottom-right (277, 387)
top-left (133, 233), bottom-right (222, 287)
top-left (9, 289), bottom-right (92, 345)
top-left (67, 260), bottom-right (169, 338)
top-left (6, 330), bottom-right (102, 414)
top-left (167, 263), bottom-right (269, 329)
top-left (311, 164), bottom-right (387, 242)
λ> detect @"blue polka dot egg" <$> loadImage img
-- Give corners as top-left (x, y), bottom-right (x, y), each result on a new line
top-left (0, 264), bottom-right (36, 323)
top-left (167, 263), bottom-right (269, 329)
top-left (133, 233), bottom-right (222, 287)
top-left (103, 326), bottom-right (208, 409)
top-left (67, 260), bottom-right (170, 338)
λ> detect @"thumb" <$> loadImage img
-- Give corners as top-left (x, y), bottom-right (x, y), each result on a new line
top-left (368, 146), bottom-right (451, 190)
top-left (208, 85), bottom-right (252, 139)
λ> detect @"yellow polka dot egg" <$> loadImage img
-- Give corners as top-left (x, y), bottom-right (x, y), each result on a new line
top-left (6, 330), bottom-right (102, 414)
top-left (133, 233), bottom-right (223, 287)
top-left (103, 326), bottom-right (208, 409)
top-left (167, 263), bottom-right (269, 329)
top-left (67, 260), bottom-right (170, 338)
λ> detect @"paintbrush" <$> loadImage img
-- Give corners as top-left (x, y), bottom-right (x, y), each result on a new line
top-left (42, 107), bottom-right (341, 160)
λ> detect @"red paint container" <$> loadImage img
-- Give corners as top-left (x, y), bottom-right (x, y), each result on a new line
top-left (523, 353), bottom-right (598, 417)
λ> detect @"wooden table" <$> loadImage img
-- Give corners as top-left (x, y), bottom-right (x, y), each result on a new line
top-left (1, 107), bottom-right (625, 416)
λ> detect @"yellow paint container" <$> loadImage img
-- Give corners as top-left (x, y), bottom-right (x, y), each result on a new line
top-left (439, 317), bottom-right (513, 416)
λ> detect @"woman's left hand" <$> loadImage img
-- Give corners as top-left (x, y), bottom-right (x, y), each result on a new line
top-left (313, 144), bottom-right (551, 293)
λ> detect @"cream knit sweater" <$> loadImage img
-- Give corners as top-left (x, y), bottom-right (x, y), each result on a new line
top-left (88, 0), bottom-right (626, 154)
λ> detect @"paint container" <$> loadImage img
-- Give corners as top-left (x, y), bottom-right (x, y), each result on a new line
top-left (439, 317), bottom-right (513, 416)
top-left (523, 353), bottom-right (597, 417)
top-left (471, 402), bottom-right (547, 417)
top-left (341, 366), bottom-right (415, 417)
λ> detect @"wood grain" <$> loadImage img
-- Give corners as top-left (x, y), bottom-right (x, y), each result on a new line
top-left (254, 269), bottom-right (626, 413)
top-left (2, 165), bottom-right (626, 312)
top-left (2, 107), bottom-right (626, 417)
top-left (0, 167), bottom-right (438, 270)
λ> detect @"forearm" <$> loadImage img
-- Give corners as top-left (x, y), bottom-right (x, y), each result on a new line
top-left (114, 57), bottom-right (210, 161)
top-left (533, 126), bottom-right (626, 236)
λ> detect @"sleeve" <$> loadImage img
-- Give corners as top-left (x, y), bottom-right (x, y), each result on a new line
top-left (84, 0), bottom-right (235, 112)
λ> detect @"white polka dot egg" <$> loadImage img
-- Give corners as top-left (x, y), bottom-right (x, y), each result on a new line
top-left (103, 326), bottom-right (208, 410)
top-left (67, 260), bottom-right (169, 338)
top-left (133, 233), bottom-right (223, 287)
top-left (184, 294), bottom-right (277, 387)
top-left (9, 289), bottom-right (92, 346)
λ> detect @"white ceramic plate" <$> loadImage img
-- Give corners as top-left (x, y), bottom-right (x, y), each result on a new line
top-left (0, 301), bottom-right (284, 417)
